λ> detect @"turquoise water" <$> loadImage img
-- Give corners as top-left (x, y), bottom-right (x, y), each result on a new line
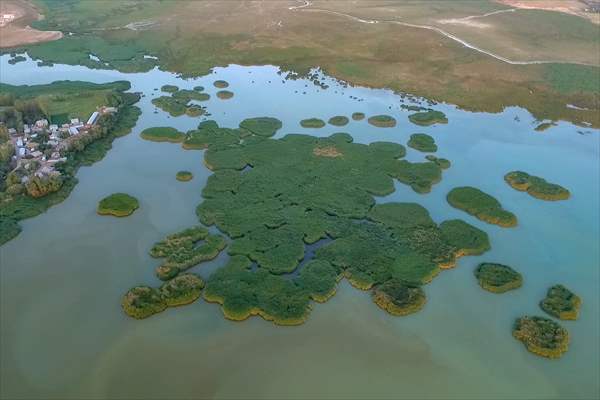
top-left (0, 55), bottom-right (598, 399)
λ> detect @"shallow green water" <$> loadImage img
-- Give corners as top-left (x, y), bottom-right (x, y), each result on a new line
top-left (0, 55), bottom-right (598, 399)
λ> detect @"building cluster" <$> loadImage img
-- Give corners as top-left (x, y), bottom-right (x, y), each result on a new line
top-left (0, 13), bottom-right (16, 27)
top-left (5, 107), bottom-right (117, 182)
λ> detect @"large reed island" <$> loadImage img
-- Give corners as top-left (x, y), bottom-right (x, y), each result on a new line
top-left (152, 88), bottom-right (209, 117)
top-left (408, 110), bottom-right (448, 126)
top-left (504, 171), bottom-right (570, 201)
top-left (475, 263), bottom-right (522, 293)
top-left (447, 186), bottom-right (517, 227)
top-left (97, 193), bottom-right (139, 217)
top-left (124, 118), bottom-right (491, 325)
top-left (540, 284), bottom-right (581, 320)
top-left (513, 316), bottom-right (569, 358)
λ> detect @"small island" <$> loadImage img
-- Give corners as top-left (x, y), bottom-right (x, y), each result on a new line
top-left (513, 316), bottom-right (569, 358)
top-left (408, 133), bottom-right (437, 152)
top-left (239, 117), bottom-right (283, 137)
top-left (504, 171), bottom-right (570, 201)
top-left (447, 186), bottom-right (517, 227)
top-left (352, 112), bottom-right (365, 121)
top-left (213, 80), bottom-right (229, 88)
top-left (408, 110), bottom-right (448, 126)
top-left (300, 118), bottom-right (326, 128)
top-left (97, 193), bottom-right (139, 217)
top-left (161, 84), bottom-right (179, 93)
top-left (216, 90), bottom-right (234, 99)
top-left (122, 273), bottom-right (205, 319)
top-left (140, 127), bottom-right (185, 143)
top-left (425, 155), bottom-right (451, 169)
top-left (534, 122), bottom-right (556, 132)
top-left (474, 263), bottom-right (522, 293)
top-left (540, 284), bottom-right (582, 320)
top-left (328, 116), bottom-right (349, 126)
top-left (176, 171), bottom-right (193, 182)
top-left (368, 114), bottom-right (396, 128)
top-left (372, 279), bottom-right (426, 316)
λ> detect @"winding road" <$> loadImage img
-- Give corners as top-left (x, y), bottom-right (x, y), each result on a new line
top-left (289, 1), bottom-right (594, 66)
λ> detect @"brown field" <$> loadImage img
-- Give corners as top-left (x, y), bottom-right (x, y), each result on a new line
top-left (0, 0), bottom-right (61, 48)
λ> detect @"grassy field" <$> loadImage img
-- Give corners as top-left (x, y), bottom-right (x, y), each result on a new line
top-left (6, 0), bottom-right (598, 128)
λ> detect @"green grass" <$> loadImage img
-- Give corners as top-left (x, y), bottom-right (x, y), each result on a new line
top-left (140, 127), bottom-right (185, 143)
top-left (447, 186), bottom-right (517, 227)
top-left (300, 118), bottom-right (326, 128)
top-left (407, 133), bottom-right (437, 152)
top-left (368, 115), bottom-right (396, 128)
top-left (504, 171), bottom-right (570, 201)
top-left (544, 63), bottom-right (600, 95)
top-left (475, 263), bottom-right (522, 293)
top-left (97, 193), bottom-right (139, 217)
top-left (540, 284), bottom-right (581, 320)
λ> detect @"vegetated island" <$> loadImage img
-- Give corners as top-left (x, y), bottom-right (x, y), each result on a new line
top-left (504, 171), bottom-right (570, 201)
top-left (513, 316), bottom-right (569, 358)
top-left (213, 80), bottom-right (229, 88)
top-left (475, 263), bottom-right (522, 293)
top-left (300, 118), bottom-right (326, 128)
top-left (447, 186), bottom-right (518, 227)
top-left (425, 155), bottom-right (450, 169)
top-left (408, 110), bottom-right (448, 126)
top-left (216, 90), bottom-right (234, 99)
top-left (328, 116), bottom-right (349, 126)
top-left (97, 193), bottom-right (139, 217)
top-left (540, 284), bottom-right (581, 320)
top-left (351, 112), bottom-right (365, 121)
top-left (140, 127), bottom-right (185, 143)
top-left (372, 279), bottom-right (426, 316)
top-left (0, 80), bottom-right (141, 245)
top-left (367, 114), bottom-right (396, 128)
top-left (161, 84), bottom-right (179, 93)
top-left (122, 273), bottom-right (205, 319)
top-left (152, 88), bottom-right (209, 117)
top-left (176, 171), bottom-right (193, 182)
top-left (407, 133), bottom-right (437, 152)
top-left (534, 122), bottom-right (557, 132)
top-left (123, 118), bottom-right (491, 325)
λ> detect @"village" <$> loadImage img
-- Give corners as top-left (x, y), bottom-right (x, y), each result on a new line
top-left (5, 106), bottom-right (117, 184)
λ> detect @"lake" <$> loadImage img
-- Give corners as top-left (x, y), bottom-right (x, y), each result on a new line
top-left (0, 54), bottom-right (598, 399)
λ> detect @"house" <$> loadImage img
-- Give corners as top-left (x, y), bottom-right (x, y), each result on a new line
top-left (8, 128), bottom-right (16, 135)
top-left (24, 127), bottom-right (31, 135)
top-left (86, 111), bottom-right (100, 126)
top-left (35, 119), bottom-right (49, 128)
top-left (70, 118), bottom-right (80, 125)
top-left (16, 138), bottom-right (23, 147)
top-left (31, 151), bottom-right (43, 158)
top-left (18, 148), bottom-right (26, 157)
top-left (69, 127), bottom-right (79, 136)
top-left (49, 124), bottom-right (58, 131)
